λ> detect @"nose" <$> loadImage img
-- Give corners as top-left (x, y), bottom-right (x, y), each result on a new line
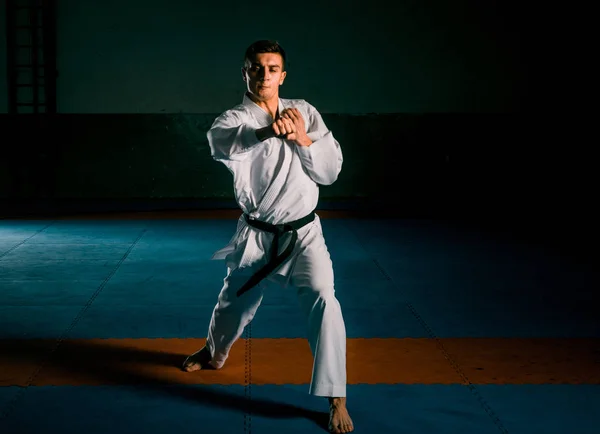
top-left (258, 69), bottom-right (270, 80)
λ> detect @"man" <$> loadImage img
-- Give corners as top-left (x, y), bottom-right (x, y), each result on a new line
top-left (183, 40), bottom-right (354, 433)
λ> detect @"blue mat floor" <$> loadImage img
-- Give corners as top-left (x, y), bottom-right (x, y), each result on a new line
top-left (1, 216), bottom-right (598, 433)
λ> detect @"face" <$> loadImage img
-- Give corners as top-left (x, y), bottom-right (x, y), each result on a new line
top-left (242, 52), bottom-right (287, 102)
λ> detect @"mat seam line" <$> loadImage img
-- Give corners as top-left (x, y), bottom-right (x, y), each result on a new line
top-left (244, 321), bottom-right (253, 433)
top-left (0, 228), bottom-right (147, 423)
top-left (344, 220), bottom-right (509, 434)
top-left (0, 222), bottom-right (55, 424)
top-left (0, 223), bottom-right (54, 260)
top-left (371, 257), bottom-right (510, 434)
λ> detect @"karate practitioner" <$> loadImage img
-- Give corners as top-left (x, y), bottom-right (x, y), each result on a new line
top-left (183, 40), bottom-right (354, 433)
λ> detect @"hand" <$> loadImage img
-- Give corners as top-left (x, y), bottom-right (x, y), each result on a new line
top-left (271, 108), bottom-right (312, 147)
top-left (272, 115), bottom-right (296, 138)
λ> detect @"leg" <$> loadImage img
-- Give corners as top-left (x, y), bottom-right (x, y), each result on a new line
top-left (291, 226), bottom-right (354, 433)
top-left (183, 266), bottom-right (264, 371)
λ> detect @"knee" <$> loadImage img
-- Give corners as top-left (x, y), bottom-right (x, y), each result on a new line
top-left (218, 272), bottom-right (263, 306)
top-left (297, 283), bottom-right (336, 305)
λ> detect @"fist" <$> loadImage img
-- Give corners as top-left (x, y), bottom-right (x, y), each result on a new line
top-left (271, 108), bottom-right (310, 146)
top-left (272, 116), bottom-right (296, 138)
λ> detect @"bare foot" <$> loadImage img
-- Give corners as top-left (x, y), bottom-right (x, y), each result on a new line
top-left (328, 397), bottom-right (354, 433)
top-left (182, 346), bottom-right (217, 372)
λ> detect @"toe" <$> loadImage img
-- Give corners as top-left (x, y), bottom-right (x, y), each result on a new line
top-left (182, 362), bottom-right (199, 372)
top-left (342, 420), bottom-right (353, 433)
top-left (182, 356), bottom-right (202, 371)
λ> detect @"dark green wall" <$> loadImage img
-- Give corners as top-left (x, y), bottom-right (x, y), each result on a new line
top-left (1, 0), bottom-right (532, 114)
top-left (0, 0), bottom-right (6, 113)
top-left (0, 0), bottom-right (537, 208)
top-left (3, 0), bottom-right (590, 221)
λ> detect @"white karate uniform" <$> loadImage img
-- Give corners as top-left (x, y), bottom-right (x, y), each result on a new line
top-left (204, 93), bottom-right (347, 397)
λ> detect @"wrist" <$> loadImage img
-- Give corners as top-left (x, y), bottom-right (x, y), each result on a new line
top-left (295, 135), bottom-right (312, 147)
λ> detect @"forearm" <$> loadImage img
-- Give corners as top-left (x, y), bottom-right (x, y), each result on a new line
top-left (296, 132), bottom-right (343, 185)
top-left (208, 124), bottom-right (263, 160)
top-left (294, 136), bottom-right (313, 147)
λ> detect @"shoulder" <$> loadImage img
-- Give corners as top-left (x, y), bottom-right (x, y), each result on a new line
top-left (225, 102), bottom-right (252, 118)
top-left (214, 104), bottom-right (252, 125)
top-left (282, 98), bottom-right (318, 112)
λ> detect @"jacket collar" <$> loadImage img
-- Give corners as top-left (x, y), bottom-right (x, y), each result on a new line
top-left (243, 92), bottom-right (285, 125)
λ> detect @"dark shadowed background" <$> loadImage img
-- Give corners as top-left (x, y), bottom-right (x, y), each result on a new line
top-left (0, 0), bottom-right (594, 258)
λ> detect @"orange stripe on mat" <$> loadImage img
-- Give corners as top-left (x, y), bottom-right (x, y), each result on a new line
top-left (1, 338), bottom-right (598, 386)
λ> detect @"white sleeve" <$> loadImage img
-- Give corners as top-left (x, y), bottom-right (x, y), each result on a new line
top-left (207, 110), bottom-right (262, 162)
top-left (295, 103), bottom-right (343, 185)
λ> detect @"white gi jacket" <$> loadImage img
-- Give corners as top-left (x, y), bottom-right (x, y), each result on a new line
top-left (207, 93), bottom-right (343, 276)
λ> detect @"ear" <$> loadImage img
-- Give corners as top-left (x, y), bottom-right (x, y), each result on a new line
top-left (241, 67), bottom-right (247, 82)
top-left (279, 70), bottom-right (287, 85)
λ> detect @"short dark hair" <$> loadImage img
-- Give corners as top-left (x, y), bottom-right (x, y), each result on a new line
top-left (244, 40), bottom-right (286, 70)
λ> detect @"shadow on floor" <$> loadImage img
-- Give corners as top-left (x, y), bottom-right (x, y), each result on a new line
top-left (1, 339), bottom-right (330, 431)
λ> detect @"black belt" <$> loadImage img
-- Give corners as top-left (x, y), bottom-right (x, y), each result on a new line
top-left (236, 210), bottom-right (316, 297)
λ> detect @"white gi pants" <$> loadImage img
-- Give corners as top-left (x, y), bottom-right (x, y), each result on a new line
top-left (205, 224), bottom-right (347, 398)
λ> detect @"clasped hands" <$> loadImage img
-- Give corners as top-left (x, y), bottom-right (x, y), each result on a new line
top-left (272, 108), bottom-right (312, 147)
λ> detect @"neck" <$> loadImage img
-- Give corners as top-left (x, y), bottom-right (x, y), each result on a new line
top-left (247, 92), bottom-right (279, 119)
